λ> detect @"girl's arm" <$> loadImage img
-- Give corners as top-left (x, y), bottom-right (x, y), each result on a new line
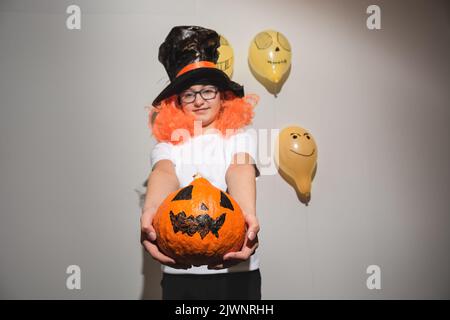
top-left (142, 159), bottom-right (180, 214)
top-left (141, 160), bottom-right (190, 269)
top-left (209, 152), bottom-right (259, 269)
top-left (225, 152), bottom-right (257, 220)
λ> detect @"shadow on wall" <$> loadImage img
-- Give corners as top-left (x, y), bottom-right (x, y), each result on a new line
top-left (140, 247), bottom-right (163, 299)
top-left (136, 178), bottom-right (163, 300)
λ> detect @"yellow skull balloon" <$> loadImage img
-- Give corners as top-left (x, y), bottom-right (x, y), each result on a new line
top-left (275, 126), bottom-right (318, 205)
top-left (217, 35), bottom-right (234, 78)
top-left (248, 30), bottom-right (292, 95)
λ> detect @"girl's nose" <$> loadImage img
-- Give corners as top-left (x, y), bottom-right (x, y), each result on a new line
top-left (194, 94), bottom-right (205, 106)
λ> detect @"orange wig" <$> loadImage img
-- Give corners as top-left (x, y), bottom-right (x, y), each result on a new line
top-left (148, 91), bottom-right (259, 145)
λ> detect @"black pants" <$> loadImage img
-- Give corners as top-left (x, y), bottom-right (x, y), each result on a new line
top-left (161, 269), bottom-right (261, 300)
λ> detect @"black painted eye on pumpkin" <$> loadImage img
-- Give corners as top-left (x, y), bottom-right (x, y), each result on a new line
top-left (172, 185), bottom-right (193, 201)
top-left (220, 191), bottom-right (234, 211)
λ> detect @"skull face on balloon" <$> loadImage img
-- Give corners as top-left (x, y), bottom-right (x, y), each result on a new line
top-left (248, 30), bottom-right (292, 95)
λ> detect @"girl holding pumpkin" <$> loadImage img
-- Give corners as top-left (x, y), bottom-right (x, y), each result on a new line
top-left (141, 26), bottom-right (261, 299)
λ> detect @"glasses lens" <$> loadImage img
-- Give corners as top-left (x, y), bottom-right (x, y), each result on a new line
top-left (200, 88), bottom-right (217, 100)
top-left (181, 92), bottom-right (196, 103)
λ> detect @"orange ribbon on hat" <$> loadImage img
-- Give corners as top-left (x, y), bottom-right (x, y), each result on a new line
top-left (176, 61), bottom-right (217, 78)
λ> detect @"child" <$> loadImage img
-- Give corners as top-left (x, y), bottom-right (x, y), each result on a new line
top-left (141, 26), bottom-right (261, 300)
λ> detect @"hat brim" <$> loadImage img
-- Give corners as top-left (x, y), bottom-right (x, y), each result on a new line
top-left (152, 68), bottom-right (244, 106)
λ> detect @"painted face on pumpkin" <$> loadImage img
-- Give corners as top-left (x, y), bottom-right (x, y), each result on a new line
top-left (169, 184), bottom-right (235, 239)
top-left (152, 175), bottom-right (246, 266)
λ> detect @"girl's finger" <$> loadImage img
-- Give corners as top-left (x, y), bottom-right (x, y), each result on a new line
top-left (142, 240), bottom-right (176, 265)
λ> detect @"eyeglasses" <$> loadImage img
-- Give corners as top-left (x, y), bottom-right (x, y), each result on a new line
top-left (179, 87), bottom-right (218, 104)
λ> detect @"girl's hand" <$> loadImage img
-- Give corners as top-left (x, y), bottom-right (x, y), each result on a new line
top-left (207, 213), bottom-right (260, 270)
top-left (140, 207), bottom-right (191, 270)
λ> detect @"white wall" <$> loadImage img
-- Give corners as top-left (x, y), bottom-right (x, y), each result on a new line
top-left (0, 0), bottom-right (449, 299)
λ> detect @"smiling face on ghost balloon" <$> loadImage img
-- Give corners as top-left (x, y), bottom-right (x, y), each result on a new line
top-left (275, 126), bottom-right (318, 205)
top-left (288, 130), bottom-right (316, 157)
top-left (276, 126), bottom-right (318, 177)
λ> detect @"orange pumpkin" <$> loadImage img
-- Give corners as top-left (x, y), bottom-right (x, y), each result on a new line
top-left (153, 173), bottom-right (246, 266)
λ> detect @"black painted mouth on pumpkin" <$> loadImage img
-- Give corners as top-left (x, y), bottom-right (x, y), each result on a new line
top-left (290, 148), bottom-right (315, 157)
top-left (169, 211), bottom-right (226, 239)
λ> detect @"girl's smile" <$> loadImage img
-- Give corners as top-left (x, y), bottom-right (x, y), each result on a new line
top-left (193, 107), bottom-right (211, 113)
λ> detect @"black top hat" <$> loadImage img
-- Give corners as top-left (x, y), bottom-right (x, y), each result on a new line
top-left (152, 25), bottom-right (244, 106)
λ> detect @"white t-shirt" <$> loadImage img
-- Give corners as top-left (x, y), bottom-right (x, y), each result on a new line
top-left (150, 128), bottom-right (260, 275)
